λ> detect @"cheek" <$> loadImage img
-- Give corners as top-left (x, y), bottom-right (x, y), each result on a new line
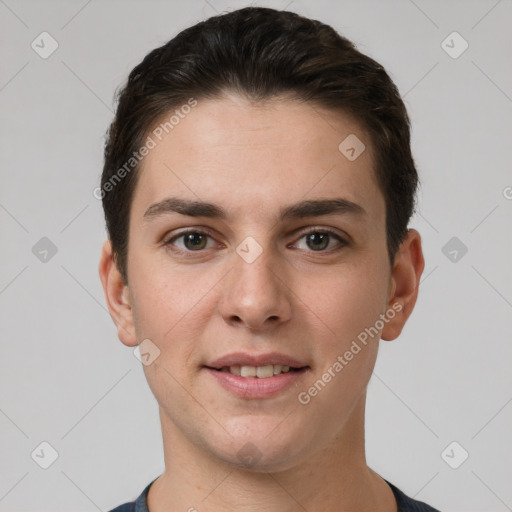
top-left (293, 262), bottom-right (388, 432)
top-left (128, 254), bottom-right (216, 339)
top-left (131, 262), bottom-right (212, 412)
top-left (302, 258), bottom-right (390, 350)
top-left (128, 255), bottom-right (223, 395)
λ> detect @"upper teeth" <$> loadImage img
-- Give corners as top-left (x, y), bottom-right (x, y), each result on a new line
top-left (221, 365), bottom-right (291, 378)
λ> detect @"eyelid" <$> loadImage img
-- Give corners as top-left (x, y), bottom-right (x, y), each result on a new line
top-left (165, 226), bottom-right (217, 241)
top-left (294, 225), bottom-right (348, 239)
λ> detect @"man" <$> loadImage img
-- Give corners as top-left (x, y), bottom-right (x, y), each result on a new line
top-left (98, 6), bottom-right (439, 511)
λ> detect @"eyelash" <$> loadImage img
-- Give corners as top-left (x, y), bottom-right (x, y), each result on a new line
top-left (163, 227), bottom-right (348, 255)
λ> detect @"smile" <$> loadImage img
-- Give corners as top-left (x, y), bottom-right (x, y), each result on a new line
top-left (212, 364), bottom-right (299, 378)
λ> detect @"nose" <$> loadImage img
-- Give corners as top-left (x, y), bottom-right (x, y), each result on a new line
top-left (219, 248), bottom-right (292, 332)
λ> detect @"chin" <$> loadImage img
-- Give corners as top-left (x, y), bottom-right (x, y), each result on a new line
top-left (208, 416), bottom-right (312, 473)
top-left (221, 444), bottom-right (304, 474)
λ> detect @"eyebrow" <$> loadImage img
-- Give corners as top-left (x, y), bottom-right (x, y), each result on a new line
top-left (143, 197), bottom-right (366, 223)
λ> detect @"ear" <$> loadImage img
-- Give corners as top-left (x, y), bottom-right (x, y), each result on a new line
top-left (381, 229), bottom-right (425, 341)
top-left (98, 239), bottom-right (138, 347)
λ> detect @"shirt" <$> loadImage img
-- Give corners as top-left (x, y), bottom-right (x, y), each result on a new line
top-left (108, 477), bottom-right (441, 512)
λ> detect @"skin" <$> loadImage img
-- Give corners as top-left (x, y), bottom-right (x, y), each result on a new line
top-left (99, 93), bottom-right (424, 512)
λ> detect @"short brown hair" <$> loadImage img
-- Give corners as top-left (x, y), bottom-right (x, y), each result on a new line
top-left (101, 6), bottom-right (418, 284)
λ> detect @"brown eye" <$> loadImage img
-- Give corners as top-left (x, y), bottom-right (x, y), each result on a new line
top-left (183, 233), bottom-right (208, 250)
top-left (165, 231), bottom-right (215, 252)
top-left (305, 232), bottom-right (330, 251)
top-left (293, 229), bottom-right (346, 252)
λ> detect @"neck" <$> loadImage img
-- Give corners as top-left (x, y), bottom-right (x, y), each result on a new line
top-left (147, 395), bottom-right (397, 512)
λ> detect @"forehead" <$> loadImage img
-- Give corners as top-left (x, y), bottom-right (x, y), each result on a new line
top-left (131, 94), bottom-right (384, 224)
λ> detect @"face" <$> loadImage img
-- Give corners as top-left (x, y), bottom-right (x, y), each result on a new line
top-left (100, 93), bottom-right (423, 472)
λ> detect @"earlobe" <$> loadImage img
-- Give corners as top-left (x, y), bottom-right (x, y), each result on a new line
top-left (381, 229), bottom-right (425, 341)
top-left (98, 240), bottom-right (138, 347)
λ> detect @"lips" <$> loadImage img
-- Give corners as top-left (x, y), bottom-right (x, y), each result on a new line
top-left (203, 366), bottom-right (308, 398)
top-left (203, 351), bottom-right (310, 398)
top-left (205, 351), bottom-right (308, 370)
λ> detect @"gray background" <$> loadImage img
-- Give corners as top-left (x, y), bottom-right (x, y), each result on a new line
top-left (1, 0), bottom-right (511, 510)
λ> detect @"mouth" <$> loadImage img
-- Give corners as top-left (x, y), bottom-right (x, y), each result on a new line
top-left (203, 352), bottom-right (310, 398)
top-left (204, 364), bottom-right (307, 378)
top-left (203, 365), bottom-right (309, 399)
